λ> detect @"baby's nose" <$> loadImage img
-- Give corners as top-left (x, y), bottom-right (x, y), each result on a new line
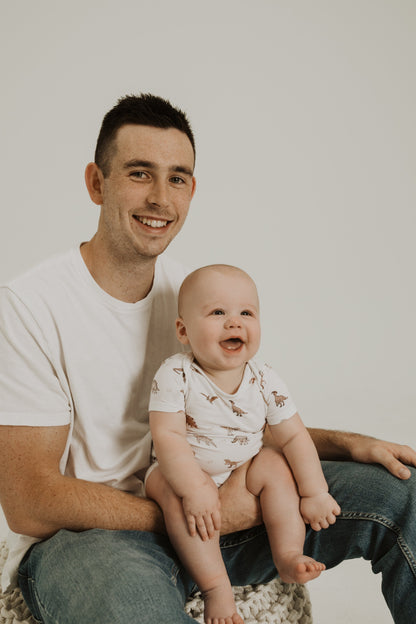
top-left (225, 315), bottom-right (242, 328)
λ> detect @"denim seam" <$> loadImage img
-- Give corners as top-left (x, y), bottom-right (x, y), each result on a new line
top-left (339, 511), bottom-right (416, 578)
top-left (29, 578), bottom-right (59, 624)
top-left (21, 577), bottom-right (44, 624)
top-left (170, 562), bottom-right (180, 586)
top-left (25, 573), bottom-right (59, 624)
top-left (220, 526), bottom-right (268, 549)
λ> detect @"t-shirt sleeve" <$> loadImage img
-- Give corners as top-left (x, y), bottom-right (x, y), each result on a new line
top-left (0, 287), bottom-right (71, 426)
top-left (148, 356), bottom-right (187, 413)
top-left (262, 364), bottom-right (298, 425)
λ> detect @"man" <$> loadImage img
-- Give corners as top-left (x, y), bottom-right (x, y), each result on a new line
top-left (0, 94), bottom-right (415, 624)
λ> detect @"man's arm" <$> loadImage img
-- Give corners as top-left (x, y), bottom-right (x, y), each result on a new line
top-left (218, 426), bottom-right (416, 536)
top-left (8, 424), bottom-right (413, 541)
top-left (263, 424), bottom-right (416, 479)
top-left (0, 424), bottom-right (165, 539)
top-left (308, 428), bottom-right (416, 480)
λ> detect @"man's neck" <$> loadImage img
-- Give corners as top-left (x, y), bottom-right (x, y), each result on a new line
top-left (80, 237), bottom-right (157, 303)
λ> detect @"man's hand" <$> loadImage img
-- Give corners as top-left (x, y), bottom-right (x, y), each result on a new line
top-left (309, 428), bottom-right (416, 479)
top-left (349, 436), bottom-right (416, 480)
top-left (218, 461), bottom-right (262, 535)
top-left (182, 478), bottom-right (221, 541)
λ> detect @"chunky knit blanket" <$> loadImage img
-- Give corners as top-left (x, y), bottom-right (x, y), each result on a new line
top-left (0, 540), bottom-right (312, 623)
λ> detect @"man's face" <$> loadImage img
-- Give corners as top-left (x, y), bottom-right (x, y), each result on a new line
top-left (96, 124), bottom-right (196, 262)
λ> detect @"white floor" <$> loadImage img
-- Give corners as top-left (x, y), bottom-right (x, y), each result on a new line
top-left (308, 559), bottom-right (393, 623)
top-left (0, 507), bottom-right (393, 622)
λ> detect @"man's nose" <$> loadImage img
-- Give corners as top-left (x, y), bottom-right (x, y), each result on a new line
top-left (147, 180), bottom-right (169, 208)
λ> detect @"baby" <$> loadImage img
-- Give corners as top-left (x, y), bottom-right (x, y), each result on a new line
top-left (146, 264), bottom-right (340, 624)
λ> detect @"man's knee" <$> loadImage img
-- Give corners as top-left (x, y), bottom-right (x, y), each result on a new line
top-left (20, 528), bottom-right (193, 623)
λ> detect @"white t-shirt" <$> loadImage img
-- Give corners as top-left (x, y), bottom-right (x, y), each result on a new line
top-left (0, 247), bottom-right (189, 590)
top-left (148, 352), bottom-right (297, 486)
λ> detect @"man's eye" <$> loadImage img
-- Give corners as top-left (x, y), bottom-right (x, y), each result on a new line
top-left (130, 171), bottom-right (148, 179)
top-left (170, 176), bottom-right (185, 184)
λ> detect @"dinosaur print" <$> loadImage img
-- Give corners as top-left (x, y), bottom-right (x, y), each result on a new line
top-left (173, 367), bottom-right (186, 382)
top-left (272, 391), bottom-right (288, 407)
top-left (186, 413), bottom-right (198, 428)
top-left (192, 434), bottom-right (217, 448)
top-left (224, 459), bottom-right (240, 470)
top-left (151, 379), bottom-right (160, 394)
top-left (220, 425), bottom-right (241, 435)
top-left (229, 400), bottom-right (247, 417)
top-left (231, 435), bottom-right (249, 446)
top-left (201, 393), bottom-right (219, 403)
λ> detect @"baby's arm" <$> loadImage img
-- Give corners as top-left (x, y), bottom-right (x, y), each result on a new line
top-left (149, 410), bottom-right (221, 540)
top-left (269, 413), bottom-right (341, 530)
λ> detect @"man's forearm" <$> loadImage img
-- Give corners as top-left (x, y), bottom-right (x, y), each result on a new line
top-left (6, 474), bottom-right (165, 539)
top-left (0, 425), bottom-right (166, 540)
top-left (307, 427), bottom-right (362, 460)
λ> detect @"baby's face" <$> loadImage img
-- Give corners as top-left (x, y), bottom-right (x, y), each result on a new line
top-left (177, 269), bottom-right (261, 375)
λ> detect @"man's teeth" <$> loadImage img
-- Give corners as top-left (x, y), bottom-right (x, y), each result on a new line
top-left (137, 216), bottom-right (168, 228)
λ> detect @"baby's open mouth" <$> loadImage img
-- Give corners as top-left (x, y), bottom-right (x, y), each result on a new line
top-left (220, 338), bottom-right (244, 351)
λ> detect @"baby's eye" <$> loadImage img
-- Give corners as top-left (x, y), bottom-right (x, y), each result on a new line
top-left (212, 309), bottom-right (225, 315)
top-left (241, 310), bottom-right (253, 316)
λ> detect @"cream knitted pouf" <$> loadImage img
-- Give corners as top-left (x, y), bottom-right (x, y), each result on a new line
top-left (185, 581), bottom-right (312, 624)
top-left (0, 540), bottom-right (312, 623)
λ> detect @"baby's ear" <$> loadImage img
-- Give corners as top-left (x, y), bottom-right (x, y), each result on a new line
top-left (176, 318), bottom-right (189, 344)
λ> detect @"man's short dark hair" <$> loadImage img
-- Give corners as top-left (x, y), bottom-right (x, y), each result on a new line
top-left (94, 93), bottom-right (195, 177)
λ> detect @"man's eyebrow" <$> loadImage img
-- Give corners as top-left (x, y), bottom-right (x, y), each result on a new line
top-left (123, 159), bottom-right (154, 170)
top-left (123, 159), bottom-right (193, 176)
top-left (172, 165), bottom-right (194, 177)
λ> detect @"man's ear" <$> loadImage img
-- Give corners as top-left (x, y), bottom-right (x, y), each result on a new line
top-left (191, 176), bottom-right (197, 199)
top-left (176, 318), bottom-right (189, 344)
top-left (85, 162), bottom-right (105, 205)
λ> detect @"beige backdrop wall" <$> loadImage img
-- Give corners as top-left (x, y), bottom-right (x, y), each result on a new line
top-left (1, 2), bottom-right (415, 622)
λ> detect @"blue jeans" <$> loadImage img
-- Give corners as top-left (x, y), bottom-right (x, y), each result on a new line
top-left (18, 461), bottom-right (416, 624)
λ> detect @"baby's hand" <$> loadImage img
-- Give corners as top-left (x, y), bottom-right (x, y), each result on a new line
top-left (300, 491), bottom-right (341, 531)
top-left (182, 478), bottom-right (221, 540)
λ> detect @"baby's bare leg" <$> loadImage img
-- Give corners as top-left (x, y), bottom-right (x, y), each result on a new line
top-left (246, 448), bottom-right (325, 583)
top-left (146, 468), bottom-right (244, 624)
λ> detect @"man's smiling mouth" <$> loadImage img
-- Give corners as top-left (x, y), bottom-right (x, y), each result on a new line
top-left (133, 215), bottom-right (169, 228)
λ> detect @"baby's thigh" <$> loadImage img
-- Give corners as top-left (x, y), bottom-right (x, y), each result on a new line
top-left (246, 447), bottom-right (295, 496)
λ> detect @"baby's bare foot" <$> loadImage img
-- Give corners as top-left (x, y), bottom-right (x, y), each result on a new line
top-left (206, 616), bottom-right (244, 624)
top-left (276, 552), bottom-right (326, 584)
top-left (203, 583), bottom-right (245, 624)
